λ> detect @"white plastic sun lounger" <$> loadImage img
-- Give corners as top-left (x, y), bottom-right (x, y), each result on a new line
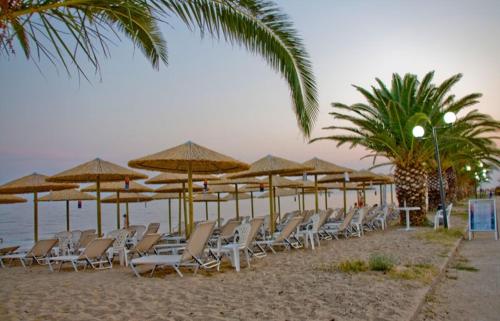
top-left (254, 216), bottom-right (303, 254)
top-left (0, 239), bottom-right (58, 270)
top-left (49, 238), bottom-right (114, 272)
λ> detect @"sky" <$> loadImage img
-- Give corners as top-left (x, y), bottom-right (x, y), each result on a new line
top-left (0, 0), bottom-right (499, 187)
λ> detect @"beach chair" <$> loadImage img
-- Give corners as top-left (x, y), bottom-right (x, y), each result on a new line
top-left (145, 223), bottom-right (160, 234)
top-left (215, 218), bottom-right (242, 244)
top-left (322, 207), bottom-right (357, 239)
top-left (0, 239), bottom-right (57, 270)
top-left (434, 203), bottom-right (453, 230)
top-left (128, 225), bottom-right (147, 243)
top-left (49, 238), bottom-right (114, 272)
top-left (106, 229), bottom-right (130, 264)
top-left (54, 231), bottom-right (73, 256)
top-left (124, 233), bottom-right (162, 266)
top-left (130, 221), bottom-right (219, 277)
top-left (75, 229), bottom-right (96, 251)
top-left (350, 207), bottom-right (367, 237)
top-left (213, 217), bottom-right (265, 270)
top-left (254, 216), bottom-right (303, 254)
top-left (295, 210), bottom-right (332, 249)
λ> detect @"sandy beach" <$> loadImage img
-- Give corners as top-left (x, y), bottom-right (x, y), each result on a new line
top-left (0, 214), bottom-right (467, 321)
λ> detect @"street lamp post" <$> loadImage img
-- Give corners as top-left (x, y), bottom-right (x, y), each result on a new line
top-left (413, 111), bottom-right (456, 229)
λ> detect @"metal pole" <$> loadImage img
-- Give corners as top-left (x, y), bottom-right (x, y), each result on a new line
top-left (116, 192), bottom-right (121, 229)
top-left (168, 198), bottom-right (172, 234)
top-left (433, 127), bottom-right (448, 228)
top-left (66, 200), bottom-right (70, 231)
top-left (250, 191), bottom-right (254, 218)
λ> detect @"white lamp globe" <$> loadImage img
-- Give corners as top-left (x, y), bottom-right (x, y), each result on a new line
top-left (443, 112), bottom-right (456, 124)
top-left (478, 161), bottom-right (484, 168)
top-left (465, 165), bottom-right (471, 171)
top-left (412, 125), bottom-right (425, 138)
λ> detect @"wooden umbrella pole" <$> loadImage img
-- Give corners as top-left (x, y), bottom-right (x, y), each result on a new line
top-left (34, 192), bottom-right (38, 242)
top-left (314, 174), bottom-right (319, 213)
top-left (324, 189), bottom-right (328, 210)
top-left (301, 188), bottom-right (305, 211)
top-left (297, 190), bottom-right (301, 211)
top-left (126, 202), bottom-right (130, 227)
top-left (363, 185), bottom-right (366, 206)
top-left (182, 183), bottom-right (188, 237)
top-left (178, 192), bottom-right (182, 235)
top-left (96, 177), bottom-right (102, 236)
top-left (116, 192), bottom-right (121, 229)
top-left (168, 198), bottom-right (172, 234)
top-left (188, 163), bottom-right (194, 237)
top-left (390, 184), bottom-right (394, 203)
top-left (250, 191), bottom-right (254, 218)
top-left (66, 200), bottom-right (70, 231)
top-left (379, 184), bottom-right (383, 205)
top-left (277, 195), bottom-right (281, 222)
top-left (343, 180), bottom-right (347, 218)
top-left (268, 175), bottom-right (274, 233)
top-left (273, 187), bottom-right (277, 214)
top-left (205, 201), bottom-right (208, 220)
top-left (217, 192), bottom-right (221, 227)
top-left (235, 184), bottom-right (240, 219)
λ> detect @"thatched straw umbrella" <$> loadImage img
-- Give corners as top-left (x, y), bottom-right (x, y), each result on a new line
top-left (151, 193), bottom-right (179, 234)
top-left (209, 176), bottom-right (260, 220)
top-left (154, 183), bottom-right (203, 235)
top-left (146, 172), bottom-right (217, 234)
top-left (47, 158), bottom-right (147, 236)
top-left (288, 158), bottom-right (353, 213)
top-left (0, 173), bottom-right (78, 241)
top-left (320, 170), bottom-right (379, 213)
top-left (207, 184), bottom-right (236, 227)
top-left (0, 194), bottom-right (27, 204)
top-left (356, 174), bottom-right (394, 206)
top-left (102, 192), bottom-right (152, 228)
top-left (193, 193), bottom-right (224, 221)
top-left (38, 189), bottom-right (96, 231)
top-left (129, 141), bottom-right (249, 237)
top-left (229, 155), bottom-right (312, 233)
top-left (82, 181), bottom-right (152, 229)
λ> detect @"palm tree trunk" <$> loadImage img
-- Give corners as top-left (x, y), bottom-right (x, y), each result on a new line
top-left (427, 170), bottom-right (449, 210)
top-left (445, 167), bottom-right (457, 203)
top-left (395, 164), bottom-right (428, 226)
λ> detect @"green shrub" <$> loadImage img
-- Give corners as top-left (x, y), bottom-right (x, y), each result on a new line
top-left (369, 254), bottom-right (395, 272)
top-left (337, 259), bottom-right (368, 273)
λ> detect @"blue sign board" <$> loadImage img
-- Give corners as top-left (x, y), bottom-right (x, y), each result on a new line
top-left (468, 199), bottom-right (498, 240)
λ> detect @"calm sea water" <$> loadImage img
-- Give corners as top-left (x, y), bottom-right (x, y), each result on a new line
top-left (0, 190), bottom-right (386, 243)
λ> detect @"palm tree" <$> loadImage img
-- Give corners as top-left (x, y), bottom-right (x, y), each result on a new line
top-left (312, 71), bottom-right (499, 225)
top-left (0, 0), bottom-right (318, 136)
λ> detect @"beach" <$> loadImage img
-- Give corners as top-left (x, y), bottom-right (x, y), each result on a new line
top-left (1, 212), bottom-right (467, 321)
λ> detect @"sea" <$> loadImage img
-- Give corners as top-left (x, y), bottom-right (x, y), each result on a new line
top-left (0, 189), bottom-right (386, 244)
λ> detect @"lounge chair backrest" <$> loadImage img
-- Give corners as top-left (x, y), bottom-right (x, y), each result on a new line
top-left (339, 208), bottom-right (357, 231)
top-left (275, 216), bottom-right (303, 242)
top-left (28, 239), bottom-right (58, 257)
top-left (244, 217), bottom-right (264, 247)
top-left (107, 229), bottom-right (129, 250)
top-left (79, 238), bottom-right (114, 260)
top-left (301, 210), bottom-right (315, 223)
top-left (220, 219), bottom-right (241, 238)
top-left (71, 230), bottom-right (82, 247)
top-left (78, 233), bottom-right (97, 249)
top-left (234, 223), bottom-right (251, 245)
top-left (133, 233), bottom-right (161, 253)
top-left (129, 225), bottom-right (147, 241)
top-left (54, 231), bottom-right (72, 255)
top-left (146, 223), bottom-right (160, 234)
top-left (181, 221), bottom-right (216, 261)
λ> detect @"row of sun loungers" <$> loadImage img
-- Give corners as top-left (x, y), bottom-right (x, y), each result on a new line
top-left (0, 205), bottom-right (398, 277)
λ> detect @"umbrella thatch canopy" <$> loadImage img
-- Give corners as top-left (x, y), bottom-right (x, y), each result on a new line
top-left (47, 158), bottom-right (147, 236)
top-left (129, 141), bottom-right (249, 236)
top-left (146, 173), bottom-right (218, 184)
top-left (38, 189), bottom-right (96, 231)
top-left (102, 192), bottom-right (152, 228)
top-left (155, 183), bottom-right (203, 193)
top-left (151, 193), bottom-right (179, 200)
top-left (0, 194), bottom-right (27, 204)
top-left (82, 181), bottom-right (152, 229)
top-left (222, 192), bottom-right (251, 201)
top-left (207, 185), bottom-right (236, 193)
top-left (288, 157), bottom-right (353, 212)
top-left (229, 155), bottom-right (312, 232)
top-left (0, 173), bottom-right (78, 241)
top-left (259, 188), bottom-right (304, 198)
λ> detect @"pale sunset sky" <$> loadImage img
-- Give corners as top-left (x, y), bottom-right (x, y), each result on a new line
top-left (1, 0), bottom-right (499, 186)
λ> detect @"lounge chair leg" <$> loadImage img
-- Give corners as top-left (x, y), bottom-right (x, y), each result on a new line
top-left (130, 263), bottom-right (141, 277)
top-left (47, 259), bottom-right (53, 272)
top-left (0, 259), bottom-right (4, 268)
top-left (19, 258), bottom-right (26, 270)
top-left (72, 261), bottom-right (78, 272)
top-left (173, 265), bottom-right (184, 277)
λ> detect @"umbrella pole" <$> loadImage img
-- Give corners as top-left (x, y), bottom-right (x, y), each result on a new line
top-left (205, 201), bottom-right (208, 220)
top-left (188, 163), bottom-right (194, 237)
top-left (301, 188), bottom-right (305, 211)
top-left (379, 184), bottom-right (383, 205)
top-left (277, 195), bottom-right (281, 222)
top-left (325, 189), bottom-right (328, 210)
top-left (314, 174), bottom-right (319, 213)
top-left (235, 184), bottom-right (240, 220)
top-left (268, 175), bottom-right (274, 233)
top-left (390, 184), bottom-right (394, 203)
top-left (363, 185), bottom-right (366, 206)
top-left (217, 192), bottom-right (221, 228)
top-left (168, 199), bottom-right (172, 234)
top-left (178, 192), bottom-right (182, 235)
top-left (34, 192), bottom-right (38, 242)
top-left (126, 202), bottom-right (130, 228)
top-left (66, 200), bottom-right (70, 231)
top-left (97, 177), bottom-right (102, 236)
top-left (343, 180), bottom-right (347, 218)
top-left (182, 184), bottom-right (188, 237)
top-left (297, 190), bottom-right (301, 211)
top-left (116, 192), bottom-right (121, 229)
top-left (250, 192), bottom-right (254, 219)
top-left (273, 187), bottom-right (277, 214)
